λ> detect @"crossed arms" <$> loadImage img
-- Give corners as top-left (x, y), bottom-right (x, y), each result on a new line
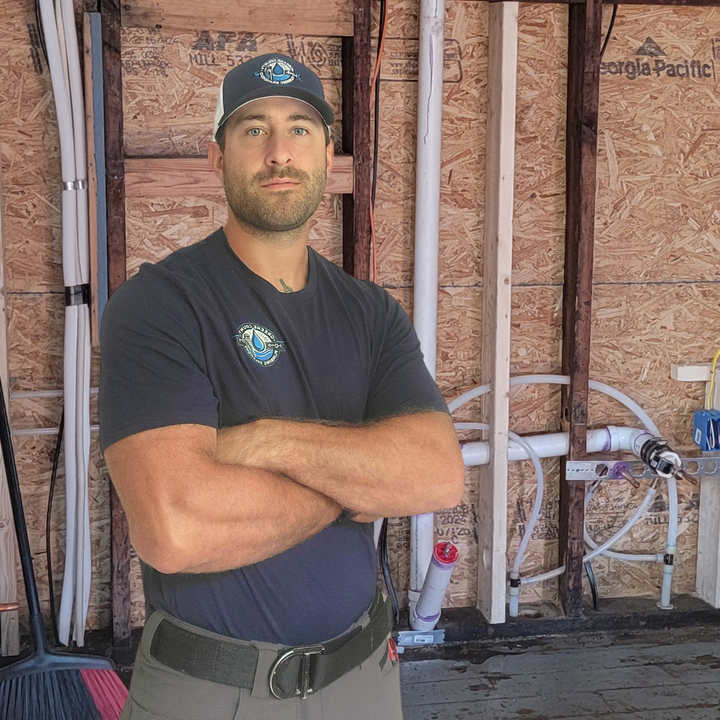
top-left (104, 413), bottom-right (464, 575)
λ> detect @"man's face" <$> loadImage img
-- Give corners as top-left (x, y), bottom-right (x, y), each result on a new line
top-left (216, 97), bottom-right (332, 237)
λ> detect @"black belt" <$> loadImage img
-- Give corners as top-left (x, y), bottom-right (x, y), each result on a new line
top-left (147, 591), bottom-right (393, 700)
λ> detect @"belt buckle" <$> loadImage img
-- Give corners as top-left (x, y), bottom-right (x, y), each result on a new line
top-left (269, 644), bottom-right (324, 700)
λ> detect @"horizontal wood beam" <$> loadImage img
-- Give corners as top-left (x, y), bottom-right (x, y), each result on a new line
top-left (122, 0), bottom-right (353, 36)
top-left (124, 155), bottom-right (353, 198)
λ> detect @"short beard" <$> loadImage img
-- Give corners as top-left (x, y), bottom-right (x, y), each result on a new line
top-left (223, 165), bottom-right (326, 244)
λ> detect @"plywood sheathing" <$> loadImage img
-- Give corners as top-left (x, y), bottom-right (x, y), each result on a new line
top-left (125, 196), bottom-right (343, 278)
top-left (121, 28), bottom-right (343, 157)
top-left (502, 3), bottom-right (719, 609)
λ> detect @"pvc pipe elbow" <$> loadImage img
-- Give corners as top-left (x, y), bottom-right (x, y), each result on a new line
top-left (604, 426), bottom-right (654, 456)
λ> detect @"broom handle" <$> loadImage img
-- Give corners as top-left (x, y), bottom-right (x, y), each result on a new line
top-left (0, 375), bottom-right (46, 643)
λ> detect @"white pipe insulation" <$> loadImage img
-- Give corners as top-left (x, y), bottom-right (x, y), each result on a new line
top-left (410, 0), bottom-right (447, 613)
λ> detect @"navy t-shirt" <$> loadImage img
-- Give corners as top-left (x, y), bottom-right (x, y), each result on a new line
top-left (99, 228), bottom-right (447, 645)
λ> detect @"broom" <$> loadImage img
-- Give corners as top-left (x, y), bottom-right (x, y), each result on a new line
top-left (0, 375), bottom-right (127, 720)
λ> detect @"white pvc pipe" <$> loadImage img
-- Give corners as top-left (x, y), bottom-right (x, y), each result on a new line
top-left (410, 0), bottom-right (446, 613)
top-left (452, 377), bottom-right (678, 608)
top-left (459, 426), bottom-right (652, 467)
top-left (411, 543), bottom-right (458, 631)
top-left (660, 475), bottom-right (678, 609)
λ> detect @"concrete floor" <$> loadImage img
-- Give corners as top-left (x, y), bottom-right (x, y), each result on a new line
top-left (400, 624), bottom-right (720, 719)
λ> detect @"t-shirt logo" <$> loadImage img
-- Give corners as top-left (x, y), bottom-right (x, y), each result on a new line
top-left (234, 323), bottom-right (286, 367)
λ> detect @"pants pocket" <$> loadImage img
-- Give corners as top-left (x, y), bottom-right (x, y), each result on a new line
top-left (127, 642), bottom-right (242, 720)
top-left (319, 635), bottom-right (403, 720)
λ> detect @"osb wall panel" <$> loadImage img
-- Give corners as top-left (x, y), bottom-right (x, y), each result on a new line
top-left (121, 27), bottom-right (343, 156)
top-left (0, 9), bottom-right (64, 294)
top-left (2, 0), bottom-right (718, 642)
top-left (595, 5), bottom-right (720, 285)
top-left (501, 3), bottom-right (719, 609)
top-left (374, 0), bottom-right (487, 289)
top-left (125, 195), bottom-right (343, 278)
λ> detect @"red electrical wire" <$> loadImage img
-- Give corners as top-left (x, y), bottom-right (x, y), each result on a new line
top-left (371, 7), bottom-right (389, 89)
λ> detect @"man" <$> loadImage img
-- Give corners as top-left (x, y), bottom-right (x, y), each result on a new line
top-left (100, 53), bottom-right (464, 720)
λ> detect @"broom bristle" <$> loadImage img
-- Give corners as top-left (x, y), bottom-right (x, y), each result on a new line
top-left (0, 669), bottom-right (101, 720)
top-left (80, 668), bottom-right (129, 720)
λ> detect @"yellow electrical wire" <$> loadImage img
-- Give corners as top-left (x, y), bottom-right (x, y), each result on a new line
top-left (706, 347), bottom-right (720, 410)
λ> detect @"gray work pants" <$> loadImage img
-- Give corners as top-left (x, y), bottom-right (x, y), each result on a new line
top-left (120, 604), bottom-right (404, 720)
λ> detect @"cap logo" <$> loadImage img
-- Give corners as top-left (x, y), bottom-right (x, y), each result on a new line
top-left (255, 58), bottom-right (301, 85)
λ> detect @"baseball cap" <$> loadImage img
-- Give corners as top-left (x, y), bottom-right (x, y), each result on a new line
top-left (213, 53), bottom-right (334, 141)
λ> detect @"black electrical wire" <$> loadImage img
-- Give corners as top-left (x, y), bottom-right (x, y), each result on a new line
top-left (371, 0), bottom-right (387, 210)
top-left (46, 410), bottom-right (64, 645)
top-left (379, 518), bottom-right (400, 625)
top-left (34, 0), bottom-right (49, 68)
top-left (585, 560), bottom-right (600, 611)
top-left (599, 5), bottom-right (619, 62)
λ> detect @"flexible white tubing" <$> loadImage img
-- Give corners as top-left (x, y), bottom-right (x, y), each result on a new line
top-left (36, 0), bottom-right (73, 178)
top-left (448, 375), bottom-right (661, 437)
top-left (456, 423), bottom-right (664, 564)
top-left (59, 312), bottom-right (78, 644)
top-left (38, 0), bottom-right (76, 649)
top-left (409, 0), bottom-right (446, 613)
top-left (39, 0), bottom-right (92, 646)
top-left (584, 482), bottom-right (662, 563)
top-left (523, 485), bottom-right (658, 585)
top-left (507, 431), bottom-right (545, 618)
top-left (64, 0), bottom-right (92, 647)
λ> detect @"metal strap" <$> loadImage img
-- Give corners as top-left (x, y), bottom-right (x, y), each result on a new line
top-left (62, 179), bottom-right (88, 190)
top-left (65, 284), bottom-right (90, 307)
